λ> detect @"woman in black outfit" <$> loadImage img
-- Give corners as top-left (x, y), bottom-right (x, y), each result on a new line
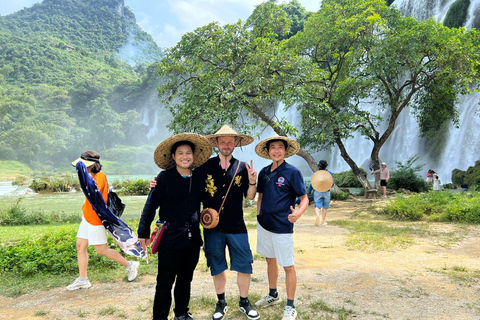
top-left (138, 133), bottom-right (212, 320)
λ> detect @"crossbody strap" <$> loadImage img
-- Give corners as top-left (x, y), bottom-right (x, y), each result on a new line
top-left (218, 160), bottom-right (241, 214)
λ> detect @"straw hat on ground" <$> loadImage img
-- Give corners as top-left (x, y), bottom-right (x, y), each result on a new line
top-left (255, 135), bottom-right (300, 159)
top-left (311, 170), bottom-right (334, 192)
top-left (154, 133), bottom-right (212, 170)
top-left (205, 124), bottom-right (254, 147)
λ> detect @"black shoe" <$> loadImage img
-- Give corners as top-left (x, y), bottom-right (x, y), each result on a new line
top-left (212, 299), bottom-right (228, 320)
top-left (173, 312), bottom-right (195, 320)
top-left (239, 299), bottom-right (260, 320)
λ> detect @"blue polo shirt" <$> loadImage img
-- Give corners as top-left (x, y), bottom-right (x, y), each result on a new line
top-left (257, 161), bottom-right (306, 234)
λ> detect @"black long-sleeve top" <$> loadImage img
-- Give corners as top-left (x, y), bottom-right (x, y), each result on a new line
top-left (137, 167), bottom-right (203, 249)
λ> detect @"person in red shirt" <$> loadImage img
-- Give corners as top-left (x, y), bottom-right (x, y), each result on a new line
top-left (67, 151), bottom-right (139, 291)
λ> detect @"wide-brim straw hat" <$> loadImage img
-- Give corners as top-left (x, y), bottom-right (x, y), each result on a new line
top-left (154, 133), bottom-right (212, 170)
top-left (254, 135), bottom-right (300, 159)
top-left (311, 170), bottom-right (334, 192)
top-left (71, 156), bottom-right (98, 167)
top-left (205, 124), bottom-right (254, 147)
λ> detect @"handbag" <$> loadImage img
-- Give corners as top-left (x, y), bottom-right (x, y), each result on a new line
top-left (148, 220), bottom-right (168, 254)
top-left (107, 191), bottom-right (125, 217)
top-left (200, 160), bottom-right (241, 229)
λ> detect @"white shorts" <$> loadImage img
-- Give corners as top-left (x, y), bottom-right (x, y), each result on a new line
top-left (256, 223), bottom-right (294, 267)
top-left (76, 218), bottom-right (108, 245)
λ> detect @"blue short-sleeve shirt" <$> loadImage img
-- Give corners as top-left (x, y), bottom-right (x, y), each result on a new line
top-left (257, 161), bottom-right (306, 234)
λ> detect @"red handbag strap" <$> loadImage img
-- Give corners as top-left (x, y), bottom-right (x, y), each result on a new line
top-left (218, 160), bottom-right (241, 215)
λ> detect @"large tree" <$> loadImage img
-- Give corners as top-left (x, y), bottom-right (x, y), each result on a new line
top-left (289, 0), bottom-right (478, 188)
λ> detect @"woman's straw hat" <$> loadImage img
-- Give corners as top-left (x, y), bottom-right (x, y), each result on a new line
top-left (254, 135), bottom-right (300, 159)
top-left (311, 170), bottom-right (334, 192)
top-left (205, 124), bottom-right (254, 147)
top-left (71, 155), bottom-right (99, 167)
top-left (154, 133), bottom-right (212, 169)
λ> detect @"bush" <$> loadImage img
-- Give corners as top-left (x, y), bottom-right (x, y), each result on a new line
top-left (387, 156), bottom-right (429, 192)
top-left (452, 160), bottom-right (480, 191)
top-left (334, 169), bottom-right (366, 187)
top-left (331, 191), bottom-right (350, 200)
top-left (0, 228), bottom-right (118, 276)
top-left (12, 175), bottom-right (30, 186)
top-left (29, 175), bottom-right (80, 193)
top-left (378, 191), bottom-right (480, 223)
top-left (0, 200), bottom-right (81, 225)
top-left (111, 179), bottom-right (150, 196)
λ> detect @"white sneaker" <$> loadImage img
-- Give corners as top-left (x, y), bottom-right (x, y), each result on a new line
top-left (282, 306), bottom-right (297, 320)
top-left (126, 261), bottom-right (139, 281)
top-left (255, 294), bottom-right (281, 308)
top-left (66, 278), bottom-right (91, 291)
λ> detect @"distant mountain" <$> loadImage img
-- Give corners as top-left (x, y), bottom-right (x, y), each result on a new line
top-left (0, 0), bottom-right (163, 66)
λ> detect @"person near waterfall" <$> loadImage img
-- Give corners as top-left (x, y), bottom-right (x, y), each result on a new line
top-left (313, 160), bottom-right (334, 226)
top-left (254, 135), bottom-right (308, 320)
top-left (138, 133), bottom-right (211, 320)
top-left (67, 151), bottom-right (139, 291)
top-left (371, 162), bottom-right (390, 198)
top-left (433, 175), bottom-right (442, 191)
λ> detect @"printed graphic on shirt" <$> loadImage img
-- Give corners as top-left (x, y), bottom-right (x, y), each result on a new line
top-left (234, 175), bottom-right (242, 187)
top-left (205, 174), bottom-right (217, 197)
top-left (277, 176), bottom-right (285, 187)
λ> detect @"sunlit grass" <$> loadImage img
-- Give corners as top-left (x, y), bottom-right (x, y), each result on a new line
top-left (428, 265), bottom-right (480, 285)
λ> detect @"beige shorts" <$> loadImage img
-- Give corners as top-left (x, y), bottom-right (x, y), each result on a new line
top-left (256, 223), bottom-right (294, 267)
top-left (77, 218), bottom-right (107, 245)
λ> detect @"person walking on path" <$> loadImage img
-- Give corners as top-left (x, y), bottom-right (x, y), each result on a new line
top-left (371, 162), bottom-right (390, 198)
top-left (67, 151), bottom-right (139, 291)
top-left (313, 160), bottom-right (334, 226)
top-left (254, 135), bottom-right (309, 320)
top-left (138, 133), bottom-right (212, 320)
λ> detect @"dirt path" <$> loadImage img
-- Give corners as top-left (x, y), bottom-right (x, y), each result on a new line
top-left (1, 198), bottom-right (480, 320)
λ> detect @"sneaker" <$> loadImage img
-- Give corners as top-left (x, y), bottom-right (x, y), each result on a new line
top-left (174, 312), bottom-right (195, 320)
top-left (255, 294), bottom-right (281, 308)
top-left (66, 278), bottom-right (91, 291)
top-left (315, 217), bottom-right (320, 227)
top-left (321, 222), bottom-right (328, 226)
top-left (282, 306), bottom-right (297, 320)
top-left (239, 299), bottom-right (260, 320)
top-left (212, 299), bottom-right (228, 320)
top-left (126, 261), bottom-right (139, 281)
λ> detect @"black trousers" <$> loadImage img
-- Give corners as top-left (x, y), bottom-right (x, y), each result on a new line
top-left (152, 242), bottom-right (200, 319)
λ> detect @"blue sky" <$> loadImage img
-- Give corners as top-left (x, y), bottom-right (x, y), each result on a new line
top-left (0, 0), bottom-right (321, 48)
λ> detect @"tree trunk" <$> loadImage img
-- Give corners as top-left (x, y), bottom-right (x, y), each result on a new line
top-left (335, 136), bottom-right (372, 190)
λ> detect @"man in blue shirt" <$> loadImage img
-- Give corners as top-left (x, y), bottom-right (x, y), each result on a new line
top-left (254, 135), bottom-right (309, 320)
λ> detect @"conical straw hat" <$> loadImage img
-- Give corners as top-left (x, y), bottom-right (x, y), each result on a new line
top-left (205, 124), bottom-right (254, 147)
top-left (311, 170), bottom-right (334, 192)
top-left (154, 133), bottom-right (212, 169)
top-left (254, 135), bottom-right (300, 159)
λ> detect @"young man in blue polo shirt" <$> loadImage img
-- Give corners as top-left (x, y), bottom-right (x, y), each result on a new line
top-left (254, 135), bottom-right (309, 320)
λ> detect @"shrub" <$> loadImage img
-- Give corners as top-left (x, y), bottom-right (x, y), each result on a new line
top-left (334, 169), bottom-right (366, 187)
top-left (0, 200), bottom-right (81, 225)
top-left (452, 160), bottom-right (480, 191)
top-left (111, 179), bottom-right (150, 196)
top-left (331, 191), bottom-right (350, 200)
top-left (29, 175), bottom-right (80, 193)
top-left (387, 156), bottom-right (429, 192)
top-left (12, 175), bottom-right (30, 186)
top-left (0, 228), bottom-right (118, 276)
top-left (378, 191), bottom-right (480, 223)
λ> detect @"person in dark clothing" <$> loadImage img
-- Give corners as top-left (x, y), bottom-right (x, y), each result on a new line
top-left (138, 133), bottom-right (212, 320)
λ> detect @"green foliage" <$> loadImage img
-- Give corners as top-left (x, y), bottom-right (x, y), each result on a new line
top-left (379, 191), bottom-right (480, 223)
top-left (11, 175), bottom-right (30, 186)
top-left (29, 176), bottom-right (80, 193)
top-left (111, 179), bottom-right (150, 196)
top-left (451, 160), bottom-right (480, 190)
top-left (334, 169), bottom-right (366, 187)
top-left (0, 161), bottom-right (32, 180)
top-left (0, 199), bottom-right (81, 225)
top-left (0, 227), bottom-right (117, 276)
top-left (443, 0), bottom-right (470, 28)
top-left (331, 191), bottom-right (350, 200)
top-left (387, 156), bottom-right (429, 193)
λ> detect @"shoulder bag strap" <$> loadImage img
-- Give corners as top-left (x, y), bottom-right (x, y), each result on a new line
top-left (218, 160), bottom-right (241, 214)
